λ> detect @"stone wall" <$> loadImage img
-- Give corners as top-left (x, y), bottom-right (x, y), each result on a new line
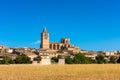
top-left (40, 58), bottom-right (51, 65)
top-left (58, 59), bottom-right (65, 64)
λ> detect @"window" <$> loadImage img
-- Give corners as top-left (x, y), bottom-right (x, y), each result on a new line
top-left (44, 33), bottom-right (48, 39)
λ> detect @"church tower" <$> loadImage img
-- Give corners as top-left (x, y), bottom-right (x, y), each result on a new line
top-left (40, 27), bottom-right (49, 49)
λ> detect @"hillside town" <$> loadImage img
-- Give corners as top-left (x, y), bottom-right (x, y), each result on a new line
top-left (0, 27), bottom-right (120, 64)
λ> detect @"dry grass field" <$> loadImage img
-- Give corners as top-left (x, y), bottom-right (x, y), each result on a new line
top-left (0, 64), bottom-right (120, 80)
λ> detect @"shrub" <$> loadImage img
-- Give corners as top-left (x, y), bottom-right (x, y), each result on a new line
top-left (73, 53), bottom-right (92, 64)
top-left (36, 56), bottom-right (41, 63)
top-left (14, 54), bottom-right (32, 64)
top-left (0, 56), bottom-right (15, 64)
top-left (109, 56), bottom-right (117, 63)
top-left (51, 57), bottom-right (58, 63)
top-left (65, 56), bottom-right (73, 64)
top-left (96, 55), bottom-right (106, 64)
top-left (117, 56), bottom-right (120, 63)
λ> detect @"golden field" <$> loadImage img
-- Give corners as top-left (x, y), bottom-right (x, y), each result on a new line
top-left (0, 64), bottom-right (120, 80)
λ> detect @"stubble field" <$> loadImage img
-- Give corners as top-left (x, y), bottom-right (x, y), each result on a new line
top-left (0, 64), bottom-right (120, 80)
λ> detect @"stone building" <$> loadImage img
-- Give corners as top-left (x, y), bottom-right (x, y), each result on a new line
top-left (40, 27), bottom-right (49, 49)
top-left (0, 45), bottom-right (8, 54)
top-left (40, 27), bottom-right (80, 54)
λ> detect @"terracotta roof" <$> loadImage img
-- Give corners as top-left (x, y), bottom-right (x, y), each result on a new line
top-left (50, 42), bottom-right (62, 44)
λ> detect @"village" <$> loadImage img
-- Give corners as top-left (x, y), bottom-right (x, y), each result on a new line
top-left (0, 27), bottom-right (120, 64)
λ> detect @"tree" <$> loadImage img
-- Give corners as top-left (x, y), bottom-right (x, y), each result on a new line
top-left (117, 56), bottom-right (120, 63)
top-left (51, 57), bottom-right (58, 63)
top-left (65, 56), bottom-right (73, 64)
top-left (104, 59), bottom-right (108, 64)
top-left (33, 51), bottom-right (39, 55)
top-left (109, 56), bottom-right (117, 63)
top-left (96, 55), bottom-right (106, 64)
top-left (73, 53), bottom-right (92, 64)
top-left (0, 56), bottom-right (14, 64)
top-left (84, 57), bottom-right (92, 64)
top-left (15, 54), bottom-right (32, 64)
top-left (36, 56), bottom-right (41, 63)
top-left (73, 53), bottom-right (85, 64)
top-left (57, 50), bottom-right (63, 53)
top-left (91, 59), bottom-right (97, 64)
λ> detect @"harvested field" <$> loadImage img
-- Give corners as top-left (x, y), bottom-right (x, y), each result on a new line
top-left (0, 64), bottom-right (120, 80)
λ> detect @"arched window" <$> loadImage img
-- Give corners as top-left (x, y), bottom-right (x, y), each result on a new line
top-left (57, 45), bottom-right (59, 50)
top-left (50, 44), bottom-right (52, 49)
top-left (53, 44), bottom-right (56, 50)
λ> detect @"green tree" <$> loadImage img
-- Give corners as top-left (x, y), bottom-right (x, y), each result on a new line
top-left (85, 57), bottom-right (92, 64)
top-left (91, 59), bottom-right (97, 64)
top-left (73, 53), bottom-right (84, 64)
top-left (117, 56), bottom-right (120, 63)
top-left (109, 56), bottom-right (117, 63)
top-left (104, 59), bottom-right (108, 64)
top-left (51, 57), bottom-right (58, 63)
top-left (0, 56), bottom-right (14, 64)
top-left (57, 50), bottom-right (63, 53)
top-left (96, 55), bottom-right (106, 64)
top-left (65, 56), bottom-right (73, 64)
top-left (36, 56), bottom-right (41, 63)
top-left (15, 54), bottom-right (32, 64)
top-left (33, 51), bottom-right (39, 55)
top-left (73, 53), bottom-right (91, 64)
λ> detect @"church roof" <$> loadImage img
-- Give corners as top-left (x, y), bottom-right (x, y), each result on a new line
top-left (50, 42), bottom-right (63, 44)
top-left (43, 26), bottom-right (47, 33)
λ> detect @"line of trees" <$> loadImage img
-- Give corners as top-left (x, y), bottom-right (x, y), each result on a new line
top-left (65, 53), bottom-right (120, 64)
top-left (0, 54), bottom-right (32, 64)
top-left (1, 53), bottom-right (120, 64)
top-left (50, 53), bottom-right (120, 64)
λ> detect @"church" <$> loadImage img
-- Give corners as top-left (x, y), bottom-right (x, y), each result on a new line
top-left (40, 27), bottom-right (80, 56)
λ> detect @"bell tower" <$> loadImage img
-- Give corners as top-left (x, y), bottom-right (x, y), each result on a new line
top-left (40, 27), bottom-right (49, 49)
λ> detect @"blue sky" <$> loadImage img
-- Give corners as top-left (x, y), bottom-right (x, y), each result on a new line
top-left (0, 0), bottom-right (120, 51)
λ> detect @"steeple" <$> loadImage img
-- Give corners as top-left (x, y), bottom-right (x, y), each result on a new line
top-left (43, 26), bottom-right (47, 33)
top-left (41, 26), bottom-right (49, 49)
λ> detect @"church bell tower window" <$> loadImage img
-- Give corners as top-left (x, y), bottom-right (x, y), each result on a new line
top-left (44, 33), bottom-right (48, 39)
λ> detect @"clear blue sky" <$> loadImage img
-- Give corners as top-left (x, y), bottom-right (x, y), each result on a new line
top-left (0, 0), bottom-right (120, 51)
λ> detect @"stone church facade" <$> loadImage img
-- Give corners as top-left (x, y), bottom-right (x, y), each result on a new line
top-left (40, 27), bottom-right (80, 54)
